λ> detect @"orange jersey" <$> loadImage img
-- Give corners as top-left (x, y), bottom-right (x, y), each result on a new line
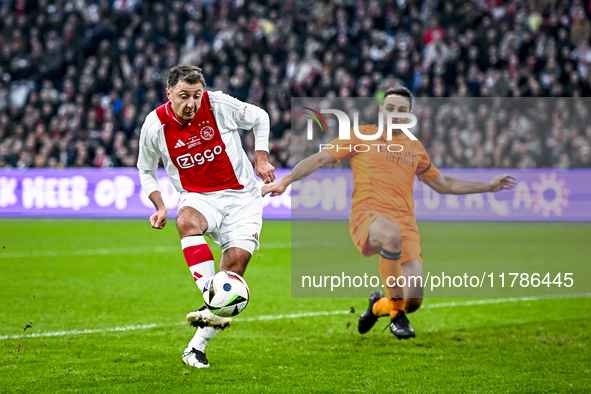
top-left (324, 125), bottom-right (441, 218)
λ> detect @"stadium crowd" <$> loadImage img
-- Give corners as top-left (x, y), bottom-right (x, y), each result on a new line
top-left (0, 0), bottom-right (590, 170)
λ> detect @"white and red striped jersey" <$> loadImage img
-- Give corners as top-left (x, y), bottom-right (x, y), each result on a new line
top-left (137, 91), bottom-right (269, 196)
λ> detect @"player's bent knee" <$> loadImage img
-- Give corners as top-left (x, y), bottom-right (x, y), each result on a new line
top-left (176, 215), bottom-right (196, 236)
top-left (391, 229), bottom-right (402, 250)
top-left (369, 217), bottom-right (402, 252)
top-left (405, 298), bottom-right (422, 314)
top-left (175, 214), bottom-right (189, 230)
top-left (176, 208), bottom-right (207, 236)
top-left (384, 225), bottom-right (402, 251)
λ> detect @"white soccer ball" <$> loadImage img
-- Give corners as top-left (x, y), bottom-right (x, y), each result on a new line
top-left (202, 271), bottom-right (250, 317)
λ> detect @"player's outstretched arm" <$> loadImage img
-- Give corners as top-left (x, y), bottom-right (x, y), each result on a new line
top-left (147, 191), bottom-right (168, 229)
top-left (261, 150), bottom-right (336, 197)
top-left (424, 174), bottom-right (516, 194)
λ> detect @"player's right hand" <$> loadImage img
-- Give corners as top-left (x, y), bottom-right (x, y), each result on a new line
top-left (261, 181), bottom-right (288, 197)
top-left (488, 174), bottom-right (516, 192)
top-left (150, 209), bottom-right (168, 229)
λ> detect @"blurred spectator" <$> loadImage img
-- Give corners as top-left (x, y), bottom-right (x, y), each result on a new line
top-left (0, 0), bottom-right (590, 171)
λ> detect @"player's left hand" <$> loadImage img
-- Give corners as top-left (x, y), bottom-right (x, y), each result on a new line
top-left (255, 151), bottom-right (275, 183)
top-left (149, 208), bottom-right (168, 229)
top-left (488, 175), bottom-right (516, 192)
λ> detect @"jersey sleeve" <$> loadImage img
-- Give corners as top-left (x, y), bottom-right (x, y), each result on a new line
top-left (414, 141), bottom-right (441, 181)
top-left (208, 91), bottom-right (270, 152)
top-left (137, 112), bottom-right (162, 197)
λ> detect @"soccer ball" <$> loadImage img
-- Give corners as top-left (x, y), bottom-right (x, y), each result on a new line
top-left (202, 271), bottom-right (250, 317)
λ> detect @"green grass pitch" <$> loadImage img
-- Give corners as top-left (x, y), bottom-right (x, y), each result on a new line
top-left (1, 219), bottom-right (590, 393)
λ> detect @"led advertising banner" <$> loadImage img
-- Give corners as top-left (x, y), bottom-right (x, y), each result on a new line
top-left (0, 168), bottom-right (291, 219)
top-left (0, 168), bottom-right (589, 221)
top-left (289, 168), bottom-right (591, 222)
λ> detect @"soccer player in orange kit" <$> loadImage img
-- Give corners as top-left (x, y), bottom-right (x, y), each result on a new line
top-left (262, 87), bottom-right (515, 339)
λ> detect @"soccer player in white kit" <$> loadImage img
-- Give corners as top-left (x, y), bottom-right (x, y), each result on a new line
top-left (137, 65), bottom-right (274, 368)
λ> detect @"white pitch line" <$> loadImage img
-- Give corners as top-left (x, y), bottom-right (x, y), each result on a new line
top-left (0, 323), bottom-right (166, 340)
top-left (239, 310), bottom-right (349, 322)
top-left (0, 311), bottom-right (349, 340)
top-left (3, 294), bottom-right (589, 341)
top-left (421, 292), bottom-right (591, 309)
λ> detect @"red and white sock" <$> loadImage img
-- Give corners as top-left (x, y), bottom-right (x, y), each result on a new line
top-left (181, 235), bottom-right (215, 292)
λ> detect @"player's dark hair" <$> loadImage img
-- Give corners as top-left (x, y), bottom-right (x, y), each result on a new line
top-left (384, 86), bottom-right (413, 109)
top-left (167, 65), bottom-right (206, 90)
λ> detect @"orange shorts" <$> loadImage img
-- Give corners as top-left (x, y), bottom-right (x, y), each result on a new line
top-left (349, 210), bottom-right (423, 263)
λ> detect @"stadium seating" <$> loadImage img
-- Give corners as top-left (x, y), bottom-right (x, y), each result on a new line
top-left (0, 0), bottom-right (589, 169)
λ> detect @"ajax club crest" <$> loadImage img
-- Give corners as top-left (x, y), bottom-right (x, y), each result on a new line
top-left (200, 126), bottom-right (215, 140)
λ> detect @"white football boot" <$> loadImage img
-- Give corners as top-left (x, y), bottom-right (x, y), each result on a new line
top-left (186, 306), bottom-right (232, 330)
top-left (181, 348), bottom-right (210, 368)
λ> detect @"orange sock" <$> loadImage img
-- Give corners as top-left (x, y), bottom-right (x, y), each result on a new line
top-left (378, 249), bottom-right (404, 318)
top-left (371, 297), bottom-right (404, 317)
top-left (389, 298), bottom-right (404, 318)
top-left (371, 298), bottom-right (391, 317)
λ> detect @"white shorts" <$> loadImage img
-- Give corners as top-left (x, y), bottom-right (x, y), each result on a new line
top-left (178, 187), bottom-right (263, 255)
